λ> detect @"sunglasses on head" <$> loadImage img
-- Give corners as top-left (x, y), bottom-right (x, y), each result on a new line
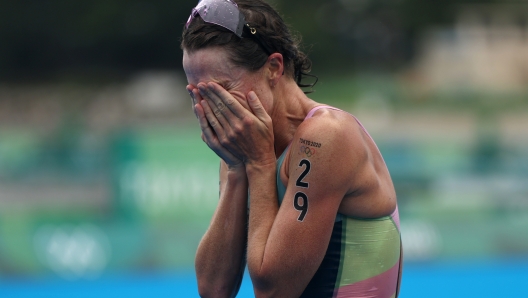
top-left (185, 0), bottom-right (273, 55)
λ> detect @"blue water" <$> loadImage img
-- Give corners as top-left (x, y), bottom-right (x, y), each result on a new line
top-left (1, 260), bottom-right (527, 298)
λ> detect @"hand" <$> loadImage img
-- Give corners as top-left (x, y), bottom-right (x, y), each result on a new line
top-left (187, 84), bottom-right (244, 168)
top-left (186, 84), bottom-right (199, 116)
top-left (197, 82), bottom-right (275, 168)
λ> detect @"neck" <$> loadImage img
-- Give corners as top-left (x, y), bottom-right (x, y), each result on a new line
top-left (269, 79), bottom-right (319, 157)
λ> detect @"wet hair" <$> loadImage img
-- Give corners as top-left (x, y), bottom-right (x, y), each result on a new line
top-left (181, 0), bottom-right (317, 92)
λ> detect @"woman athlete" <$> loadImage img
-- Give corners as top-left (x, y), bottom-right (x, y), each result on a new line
top-left (182, 0), bottom-right (402, 297)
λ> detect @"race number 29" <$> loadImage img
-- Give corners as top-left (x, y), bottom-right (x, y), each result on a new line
top-left (294, 159), bottom-right (311, 221)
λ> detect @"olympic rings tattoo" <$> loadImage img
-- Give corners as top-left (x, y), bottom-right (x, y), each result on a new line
top-left (299, 145), bottom-right (316, 157)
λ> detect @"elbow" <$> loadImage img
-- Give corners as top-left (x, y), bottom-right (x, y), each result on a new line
top-left (197, 279), bottom-right (235, 298)
top-left (196, 279), bottom-right (214, 298)
top-left (249, 269), bottom-right (277, 298)
top-left (249, 265), bottom-right (306, 298)
top-left (195, 260), bottom-right (244, 298)
top-left (195, 259), bottom-right (239, 298)
top-left (253, 283), bottom-right (282, 298)
top-left (253, 288), bottom-right (275, 298)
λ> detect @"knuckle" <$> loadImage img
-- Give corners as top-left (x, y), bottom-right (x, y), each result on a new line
top-left (219, 136), bottom-right (230, 147)
top-left (242, 116), bottom-right (253, 126)
top-left (209, 120), bottom-right (219, 127)
top-left (227, 132), bottom-right (237, 143)
top-left (225, 98), bottom-right (235, 106)
top-left (232, 124), bottom-right (243, 134)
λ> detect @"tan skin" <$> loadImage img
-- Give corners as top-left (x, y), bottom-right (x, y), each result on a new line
top-left (183, 47), bottom-right (399, 298)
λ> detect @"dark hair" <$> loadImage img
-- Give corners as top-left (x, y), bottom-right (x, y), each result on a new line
top-left (181, 0), bottom-right (317, 92)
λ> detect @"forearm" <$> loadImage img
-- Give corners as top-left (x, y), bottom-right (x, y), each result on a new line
top-left (245, 162), bottom-right (280, 291)
top-left (195, 163), bottom-right (248, 298)
top-left (246, 162), bottom-right (319, 298)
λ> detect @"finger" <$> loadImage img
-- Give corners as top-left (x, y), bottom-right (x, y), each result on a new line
top-left (186, 85), bottom-right (198, 105)
top-left (196, 103), bottom-right (228, 156)
top-left (207, 82), bottom-right (247, 119)
top-left (191, 87), bottom-right (204, 106)
top-left (200, 99), bottom-right (225, 137)
top-left (187, 85), bottom-right (204, 120)
top-left (198, 83), bottom-right (231, 128)
top-left (195, 103), bottom-right (216, 140)
top-left (247, 91), bottom-right (270, 121)
top-left (186, 85), bottom-right (196, 116)
top-left (197, 104), bottom-right (241, 164)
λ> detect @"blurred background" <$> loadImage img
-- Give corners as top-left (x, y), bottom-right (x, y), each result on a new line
top-left (1, 0), bottom-right (527, 297)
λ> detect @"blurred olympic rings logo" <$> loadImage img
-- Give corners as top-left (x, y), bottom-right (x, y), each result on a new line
top-left (300, 145), bottom-right (316, 157)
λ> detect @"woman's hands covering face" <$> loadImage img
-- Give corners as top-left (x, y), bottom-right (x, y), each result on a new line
top-left (186, 82), bottom-right (275, 169)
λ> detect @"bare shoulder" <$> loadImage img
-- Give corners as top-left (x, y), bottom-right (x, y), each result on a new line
top-left (285, 108), bottom-right (370, 194)
top-left (298, 108), bottom-right (397, 218)
top-left (294, 108), bottom-right (368, 160)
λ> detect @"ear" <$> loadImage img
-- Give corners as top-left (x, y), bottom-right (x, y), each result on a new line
top-left (266, 53), bottom-right (284, 87)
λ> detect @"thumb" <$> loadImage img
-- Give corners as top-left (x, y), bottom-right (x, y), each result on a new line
top-left (247, 91), bottom-right (268, 120)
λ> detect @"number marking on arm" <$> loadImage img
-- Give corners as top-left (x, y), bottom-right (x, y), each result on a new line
top-left (296, 159), bottom-right (310, 188)
top-left (294, 192), bottom-right (308, 221)
top-left (294, 159), bottom-right (311, 221)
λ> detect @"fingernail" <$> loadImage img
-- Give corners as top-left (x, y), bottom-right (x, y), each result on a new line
top-left (248, 91), bottom-right (257, 101)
